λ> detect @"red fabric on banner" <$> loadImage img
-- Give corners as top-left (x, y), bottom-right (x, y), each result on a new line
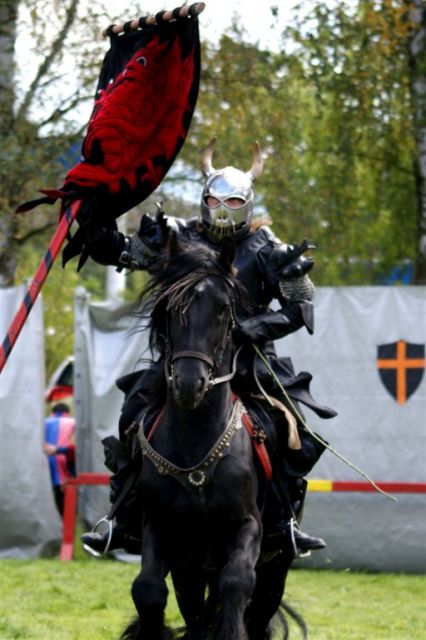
top-left (65, 32), bottom-right (195, 201)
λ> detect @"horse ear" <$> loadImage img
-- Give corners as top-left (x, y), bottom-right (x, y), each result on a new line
top-left (167, 230), bottom-right (180, 255)
top-left (219, 236), bottom-right (235, 273)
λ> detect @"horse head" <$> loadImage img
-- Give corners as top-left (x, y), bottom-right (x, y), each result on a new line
top-left (146, 234), bottom-right (238, 410)
top-left (168, 236), bottom-right (237, 409)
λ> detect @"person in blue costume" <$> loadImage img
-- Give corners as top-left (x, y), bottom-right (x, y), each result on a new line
top-left (43, 403), bottom-right (76, 515)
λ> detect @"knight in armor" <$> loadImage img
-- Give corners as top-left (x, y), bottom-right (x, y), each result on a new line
top-left (80, 139), bottom-right (336, 557)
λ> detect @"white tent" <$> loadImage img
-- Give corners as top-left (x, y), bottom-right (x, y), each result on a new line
top-left (0, 286), bottom-right (61, 558)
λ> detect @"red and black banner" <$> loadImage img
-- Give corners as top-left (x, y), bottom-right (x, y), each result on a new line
top-left (377, 340), bottom-right (425, 405)
top-left (65, 12), bottom-right (200, 217)
top-left (17, 8), bottom-right (201, 268)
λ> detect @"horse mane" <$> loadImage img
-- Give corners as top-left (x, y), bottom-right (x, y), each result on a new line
top-left (135, 236), bottom-right (248, 360)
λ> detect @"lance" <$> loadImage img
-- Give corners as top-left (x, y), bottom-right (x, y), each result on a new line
top-left (0, 200), bottom-right (82, 373)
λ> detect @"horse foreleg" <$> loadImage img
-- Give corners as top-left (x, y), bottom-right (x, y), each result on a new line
top-left (128, 524), bottom-right (172, 640)
top-left (171, 570), bottom-right (208, 639)
top-left (214, 514), bottom-right (262, 640)
top-left (245, 549), bottom-right (293, 640)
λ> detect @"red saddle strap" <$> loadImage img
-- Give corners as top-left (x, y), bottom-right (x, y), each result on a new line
top-left (146, 408), bottom-right (165, 441)
top-left (241, 410), bottom-right (273, 483)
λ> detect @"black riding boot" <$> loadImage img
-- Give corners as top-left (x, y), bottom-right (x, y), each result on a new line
top-left (81, 514), bottom-right (142, 557)
top-left (81, 492), bottom-right (143, 556)
top-left (81, 435), bottom-right (143, 557)
top-left (262, 476), bottom-right (325, 557)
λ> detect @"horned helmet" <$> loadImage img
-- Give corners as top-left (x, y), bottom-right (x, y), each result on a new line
top-left (200, 138), bottom-right (264, 240)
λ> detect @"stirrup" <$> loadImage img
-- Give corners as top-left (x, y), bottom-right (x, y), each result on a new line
top-left (82, 516), bottom-right (114, 558)
top-left (289, 518), bottom-right (311, 560)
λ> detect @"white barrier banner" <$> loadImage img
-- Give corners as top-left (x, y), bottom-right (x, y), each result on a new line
top-left (75, 286), bottom-right (426, 571)
top-left (0, 286), bottom-right (62, 558)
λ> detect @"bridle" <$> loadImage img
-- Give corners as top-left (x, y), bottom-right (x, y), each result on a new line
top-left (163, 272), bottom-right (241, 390)
top-left (166, 346), bottom-right (242, 390)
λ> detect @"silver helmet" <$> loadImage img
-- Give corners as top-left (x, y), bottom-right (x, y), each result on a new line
top-left (200, 138), bottom-right (264, 239)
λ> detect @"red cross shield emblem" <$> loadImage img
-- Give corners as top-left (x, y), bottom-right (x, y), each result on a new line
top-left (377, 340), bottom-right (425, 405)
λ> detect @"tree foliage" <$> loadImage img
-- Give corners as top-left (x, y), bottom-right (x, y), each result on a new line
top-left (286, 0), bottom-right (422, 283)
top-left (1, 1), bottom-right (105, 283)
top-left (407, 0), bottom-right (426, 283)
top-left (179, 1), bottom-right (422, 284)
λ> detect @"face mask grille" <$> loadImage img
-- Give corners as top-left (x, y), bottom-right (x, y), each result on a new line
top-left (203, 220), bottom-right (245, 239)
top-left (201, 198), bottom-right (253, 231)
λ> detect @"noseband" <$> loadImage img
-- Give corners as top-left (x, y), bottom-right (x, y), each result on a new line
top-left (167, 346), bottom-right (242, 389)
top-left (172, 350), bottom-right (214, 369)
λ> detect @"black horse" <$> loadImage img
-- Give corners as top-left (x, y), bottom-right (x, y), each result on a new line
top-left (121, 235), bottom-right (295, 640)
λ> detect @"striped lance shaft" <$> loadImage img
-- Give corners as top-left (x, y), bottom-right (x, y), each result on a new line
top-left (0, 199), bottom-right (82, 373)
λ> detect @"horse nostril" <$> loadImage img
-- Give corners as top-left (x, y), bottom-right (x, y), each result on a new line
top-left (198, 376), bottom-right (205, 392)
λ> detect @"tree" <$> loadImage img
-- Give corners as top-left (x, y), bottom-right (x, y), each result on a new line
top-left (1, 1), bottom-right (90, 285)
top-left (177, 3), bottom-right (421, 284)
top-left (407, 0), bottom-right (426, 283)
top-left (283, 0), bottom-right (422, 283)
top-left (1, 0), bottom-right (21, 284)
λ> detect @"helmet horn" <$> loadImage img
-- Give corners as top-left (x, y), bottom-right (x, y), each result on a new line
top-left (201, 137), bottom-right (217, 177)
top-left (249, 141), bottom-right (264, 180)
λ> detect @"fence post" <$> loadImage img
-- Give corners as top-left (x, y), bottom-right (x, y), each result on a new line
top-left (59, 473), bottom-right (110, 561)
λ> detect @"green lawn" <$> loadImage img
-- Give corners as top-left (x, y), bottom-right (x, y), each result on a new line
top-left (1, 555), bottom-right (425, 640)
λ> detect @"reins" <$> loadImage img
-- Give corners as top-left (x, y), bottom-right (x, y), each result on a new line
top-left (154, 266), bottom-right (394, 502)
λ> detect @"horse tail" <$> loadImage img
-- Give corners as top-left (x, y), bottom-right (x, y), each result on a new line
top-left (277, 600), bottom-right (308, 640)
top-left (119, 617), bottom-right (142, 640)
top-left (119, 616), bottom-right (176, 640)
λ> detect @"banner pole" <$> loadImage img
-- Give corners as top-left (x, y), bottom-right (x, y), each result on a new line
top-left (0, 199), bottom-right (82, 373)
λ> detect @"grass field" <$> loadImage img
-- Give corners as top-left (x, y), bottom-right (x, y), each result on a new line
top-left (1, 549), bottom-right (425, 640)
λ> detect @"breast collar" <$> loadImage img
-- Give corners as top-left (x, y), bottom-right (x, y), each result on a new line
top-left (137, 398), bottom-right (244, 493)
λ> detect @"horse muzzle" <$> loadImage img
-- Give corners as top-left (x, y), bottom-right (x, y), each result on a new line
top-left (169, 354), bottom-right (212, 409)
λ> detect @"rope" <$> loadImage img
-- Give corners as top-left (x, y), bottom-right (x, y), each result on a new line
top-left (253, 345), bottom-right (397, 502)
